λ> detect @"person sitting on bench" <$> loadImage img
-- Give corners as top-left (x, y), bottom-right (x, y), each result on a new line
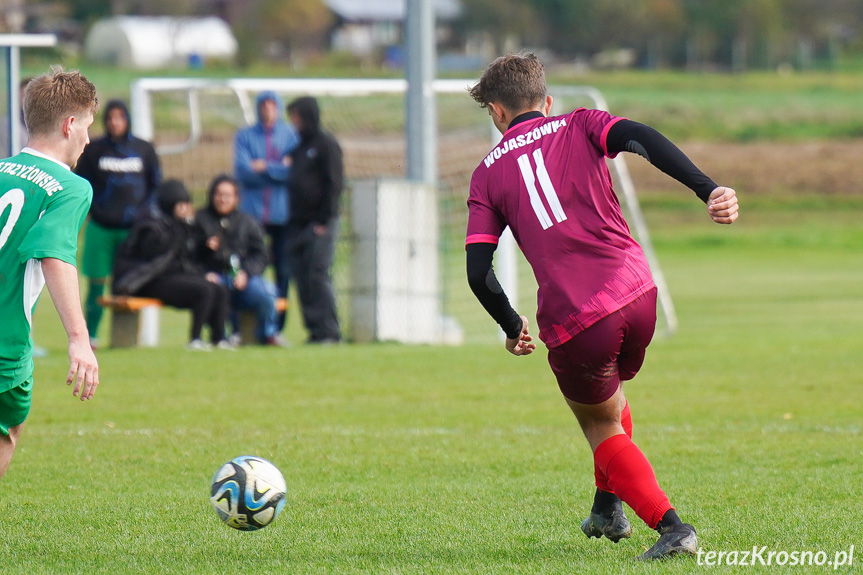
top-left (195, 174), bottom-right (286, 347)
top-left (112, 179), bottom-right (232, 351)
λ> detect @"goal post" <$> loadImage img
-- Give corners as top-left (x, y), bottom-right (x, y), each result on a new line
top-left (1, 33), bottom-right (57, 157)
top-left (129, 77), bottom-right (677, 343)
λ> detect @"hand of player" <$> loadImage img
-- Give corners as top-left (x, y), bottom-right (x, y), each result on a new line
top-left (206, 235), bottom-right (220, 251)
top-left (505, 315), bottom-right (536, 356)
top-left (707, 186), bottom-right (739, 224)
top-left (251, 159), bottom-right (267, 173)
top-left (67, 338), bottom-right (99, 401)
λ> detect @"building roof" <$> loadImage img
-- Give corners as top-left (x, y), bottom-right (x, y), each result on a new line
top-left (325, 0), bottom-right (461, 22)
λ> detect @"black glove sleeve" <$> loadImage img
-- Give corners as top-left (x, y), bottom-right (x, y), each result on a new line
top-left (466, 242), bottom-right (523, 339)
top-left (606, 119), bottom-right (718, 203)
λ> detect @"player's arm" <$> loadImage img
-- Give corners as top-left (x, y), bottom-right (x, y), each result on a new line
top-left (606, 120), bottom-right (738, 224)
top-left (466, 242), bottom-right (535, 355)
top-left (41, 258), bottom-right (99, 400)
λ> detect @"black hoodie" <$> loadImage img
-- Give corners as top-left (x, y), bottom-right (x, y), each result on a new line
top-left (286, 97), bottom-right (344, 227)
top-left (112, 180), bottom-right (200, 295)
top-left (75, 100), bottom-right (162, 229)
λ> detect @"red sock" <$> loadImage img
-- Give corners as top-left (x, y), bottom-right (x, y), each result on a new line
top-left (594, 462), bottom-right (612, 492)
top-left (621, 401), bottom-right (632, 438)
top-left (594, 434), bottom-right (672, 529)
top-left (593, 402), bottom-right (633, 492)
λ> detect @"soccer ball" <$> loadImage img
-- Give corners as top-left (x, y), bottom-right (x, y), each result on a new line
top-left (210, 455), bottom-right (287, 531)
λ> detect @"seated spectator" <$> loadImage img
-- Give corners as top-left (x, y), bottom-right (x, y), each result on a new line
top-left (112, 179), bottom-right (232, 351)
top-left (195, 175), bottom-right (286, 346)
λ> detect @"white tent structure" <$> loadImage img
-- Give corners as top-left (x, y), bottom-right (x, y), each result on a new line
top-left (84, 16), bottom-right (237, 69)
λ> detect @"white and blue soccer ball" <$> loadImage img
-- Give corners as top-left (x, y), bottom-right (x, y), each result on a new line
top-left (210, 455), bottom-right (287, 531)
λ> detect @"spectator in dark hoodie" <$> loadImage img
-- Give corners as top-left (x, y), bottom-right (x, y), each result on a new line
top-left (233, 91), bottom-right (299, 335)
top-left (286, 96), bottom-right (344, 344)
top-left (112, 180), bottom-right (231, 352)
top-left (76, 99), bottom-right (162, 349)
top-left (195, 174), bottom-right (285, 346)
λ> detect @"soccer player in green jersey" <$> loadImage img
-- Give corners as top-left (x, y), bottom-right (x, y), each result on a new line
top-left (0, 67), bottom-right (100, 479)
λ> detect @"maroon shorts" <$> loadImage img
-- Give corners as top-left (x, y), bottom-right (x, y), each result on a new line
top-left (547, 288), bottom-right (657, 405)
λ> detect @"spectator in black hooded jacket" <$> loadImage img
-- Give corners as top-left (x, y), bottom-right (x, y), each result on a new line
top-left (286, 96), bottom-right (344, 344)
top-left (112, 180), bottom-right (231, 351)
top-left (76, 99), bottom-right (162, 349)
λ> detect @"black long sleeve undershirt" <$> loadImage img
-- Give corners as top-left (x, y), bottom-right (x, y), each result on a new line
top-left (605, 119), bottom-right (717, 203)
top-left (466, 242), bottom-right (523, 339)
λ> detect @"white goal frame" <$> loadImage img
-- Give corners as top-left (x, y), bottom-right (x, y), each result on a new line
top-left (1, 33), bottom-right (57, 156)
top-left (129, 77), bottom-right (677, 338)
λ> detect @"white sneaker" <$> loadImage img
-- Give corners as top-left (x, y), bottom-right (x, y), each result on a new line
top-left (215, 340), bottom-right (236, 351)
top-left (186, 339), bottom-right (212, 352)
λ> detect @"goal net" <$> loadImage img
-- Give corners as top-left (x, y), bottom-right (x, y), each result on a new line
top-left (130, 78), bottom-right (675, 344)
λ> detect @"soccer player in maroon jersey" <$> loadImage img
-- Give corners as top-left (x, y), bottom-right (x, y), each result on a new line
top-left (465, 53), bottom-right (738, 560)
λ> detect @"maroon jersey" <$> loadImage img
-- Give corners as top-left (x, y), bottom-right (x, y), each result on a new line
top-left (466, 108), bottom-right (655, 347)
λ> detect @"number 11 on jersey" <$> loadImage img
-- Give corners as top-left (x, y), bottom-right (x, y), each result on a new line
top-left (517, 149), bottom-right (566, 230)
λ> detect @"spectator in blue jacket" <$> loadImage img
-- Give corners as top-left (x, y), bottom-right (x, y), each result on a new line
top-left (233, 91), bottom-right (300, 334)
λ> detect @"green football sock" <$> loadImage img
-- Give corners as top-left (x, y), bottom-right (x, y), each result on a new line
top-left (85, 281), bottom-right (106, 337)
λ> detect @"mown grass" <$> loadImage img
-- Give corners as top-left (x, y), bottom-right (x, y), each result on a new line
top-left (1, 196), bottom-right (860, 573)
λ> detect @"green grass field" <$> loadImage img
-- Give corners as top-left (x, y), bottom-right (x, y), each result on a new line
top-left (1, 195), bottom-right (860, 573)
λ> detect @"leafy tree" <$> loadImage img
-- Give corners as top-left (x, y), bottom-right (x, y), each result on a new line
top-left (454, 0), bottom-right (540, 55)
top-left (255, 0), bottom-right (333, 62)
top-left (641, 0), bottom-right (687, 67)
top-left (64, 0), bottom-right (112, 25)
top-left (530, 0), bottom-right (599, 56)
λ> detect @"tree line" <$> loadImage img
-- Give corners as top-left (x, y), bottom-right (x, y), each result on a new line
top-left (457, 0), bottom-right (863, 70)
top-left (21, 0), bottom-right (863, 70)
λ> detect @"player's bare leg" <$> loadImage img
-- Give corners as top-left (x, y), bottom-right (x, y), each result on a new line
top-left (566, 387), bottom-right (697, 559)
top-left (0, 423), bottom-right (24, 479)
top-left (566, 387), bottom-right (632, 542)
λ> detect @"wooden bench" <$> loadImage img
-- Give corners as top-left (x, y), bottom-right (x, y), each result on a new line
top-left (97, 296), bottom-right (163, 348)
top-left (98, 295), bottom-right (287, 348)
top-left (237, 297), bottom-right (288, 344)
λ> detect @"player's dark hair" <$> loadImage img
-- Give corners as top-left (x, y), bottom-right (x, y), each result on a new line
top-left (24, 66), bottom-right (98, 136)
top-left (469, 53), bottom-right (546, 112)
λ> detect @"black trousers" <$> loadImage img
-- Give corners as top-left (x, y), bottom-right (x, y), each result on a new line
top-left (286, 218), bottom-right (341, 342)
top-left (137, 273), bottom-right (229, 343)
top-left (265, 223), bottom-right (291, 332)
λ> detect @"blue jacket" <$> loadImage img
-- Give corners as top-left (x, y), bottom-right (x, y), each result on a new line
top-left (233, 91), bottom-right (300, 226)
